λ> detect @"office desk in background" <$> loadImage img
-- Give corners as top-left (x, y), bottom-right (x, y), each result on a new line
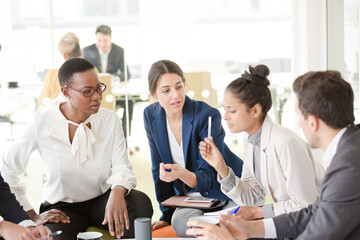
top-left (0, 84), bottom-right (42, 138)
top-left (111, 78), bottom-right (149, 102)
top-left (0, 83), bottom-right (42, 99)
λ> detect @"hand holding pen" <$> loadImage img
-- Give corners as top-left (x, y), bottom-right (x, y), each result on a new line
top-left (199, 127), bottom-right (230, 179)
top-left (224, 206), bottom-right (241, 227)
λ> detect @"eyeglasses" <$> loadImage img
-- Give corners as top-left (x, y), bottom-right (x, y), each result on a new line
top-left (66, 82), bottom-right (107, 97)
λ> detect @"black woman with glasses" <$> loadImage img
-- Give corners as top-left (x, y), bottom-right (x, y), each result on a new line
top-left (1, 58), bottom-right (153, 239)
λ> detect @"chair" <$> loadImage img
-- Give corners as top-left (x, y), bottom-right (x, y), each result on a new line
top-left (152, 225), bottom-right (177, 238)
top-left (99, 73), bottom-right (116, 110)
top-left (86, 225), bottom-right (178, 239)
top-left (184, 72), bottom-right (218, 107)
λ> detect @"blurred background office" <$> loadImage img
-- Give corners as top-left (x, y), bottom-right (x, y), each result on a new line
top-left (0, 0), bottom-right (358, 221)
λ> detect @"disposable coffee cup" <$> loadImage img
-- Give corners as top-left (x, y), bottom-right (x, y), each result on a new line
top-left (189, 216), bottom-right (220, 237)
top-left (189, 215), bottom-right (220, 225)
top-left (135, 217), bottom-right (152, 240)
top-left (77, 232), bottom-right (103, 240)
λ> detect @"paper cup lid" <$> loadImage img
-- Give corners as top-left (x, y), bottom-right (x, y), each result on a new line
top-left (189, 216), bottom-right (220, 225)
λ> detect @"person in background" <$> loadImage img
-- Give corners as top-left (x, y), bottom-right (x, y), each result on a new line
top-left (38, 32), bottom-right (81, 107)
top-left (188, 70), bottom-right (360, 240)
top-left (2, 58), bottom-right (153, 239)
top-left (143, 59), bottom-right (243, 237)
top-left (197, 65), bottom-right (325, 221)
top-left (0, 172), bottom-right (51, 240)
top-left (83, 24), bottom-right (133, 142)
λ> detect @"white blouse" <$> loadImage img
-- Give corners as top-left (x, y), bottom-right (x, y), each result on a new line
top-left (1, 105), bottom-right (136, 211)
top-left (166, 117), bottom-right (185, 169)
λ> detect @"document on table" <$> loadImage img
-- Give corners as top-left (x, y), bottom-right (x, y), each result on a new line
top-left (203, 205), bottom-right (239, 217)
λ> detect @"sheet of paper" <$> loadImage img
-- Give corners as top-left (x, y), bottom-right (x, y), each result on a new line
top-left (203, 205), bottom-right (239, 217)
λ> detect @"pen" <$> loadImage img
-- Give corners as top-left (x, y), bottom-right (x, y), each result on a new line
top-left (207, 116), bottom-right (212, 150)
top-left (38, 230), bottom-right (62, 240)
top-left (224, 206), bottom-right (240, 227)
top-left (231, 206), bottom-right (241, 216)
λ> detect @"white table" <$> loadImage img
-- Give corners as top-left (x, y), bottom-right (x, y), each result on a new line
top-left (111, 78), bottom-right (149, 102)
top-left (127, 238), bottom-right (193, 240)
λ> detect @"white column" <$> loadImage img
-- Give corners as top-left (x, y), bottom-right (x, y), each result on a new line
top-left (291, 0), bottom-right (328, 161)
top-left (292, 0), bottom-right (328, 78)
top-left (327, 0), bottom-right (345, 75)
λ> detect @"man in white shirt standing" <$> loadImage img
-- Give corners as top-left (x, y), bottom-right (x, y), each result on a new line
top-left (187, 70), bottom-right (360, 239)
top-left (83, 25), bottom-right (133, 142)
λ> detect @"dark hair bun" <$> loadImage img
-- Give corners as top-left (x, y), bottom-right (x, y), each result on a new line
top-left (242, 64), bottom-right (270, 86)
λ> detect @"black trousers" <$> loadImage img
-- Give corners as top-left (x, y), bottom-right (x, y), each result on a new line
top-left (40, 189), bottom-right (153, 239)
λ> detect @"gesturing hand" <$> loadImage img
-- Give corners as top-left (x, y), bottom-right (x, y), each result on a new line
top-left (199, 137), bottom-right (229, 178)
top-left (103, 186), bottom-right (129, 239)
top-left (159, 163), bottom-right (185, 182)
top-left (32, 209), bottom-right (70, 225)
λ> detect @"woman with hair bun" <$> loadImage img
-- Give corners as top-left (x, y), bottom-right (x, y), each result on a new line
top-left (198, 64), bottom-right (325, 221)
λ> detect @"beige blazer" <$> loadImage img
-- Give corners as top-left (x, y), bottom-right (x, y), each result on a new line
top-left (221, 116), bottom-right (325, 215)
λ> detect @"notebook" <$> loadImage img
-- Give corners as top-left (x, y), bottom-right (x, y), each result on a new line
top-left (162, 196), bottom-right (220, 209)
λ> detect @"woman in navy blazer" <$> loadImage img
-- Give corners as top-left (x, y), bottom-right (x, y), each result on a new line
top-left (143, 60), bottom-right (243, 236)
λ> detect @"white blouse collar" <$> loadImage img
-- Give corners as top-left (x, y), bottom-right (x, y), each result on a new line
top-left (56, 104), bottom-right (98, 169)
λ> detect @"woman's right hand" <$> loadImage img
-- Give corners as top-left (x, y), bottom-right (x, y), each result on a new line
top-left (152, 220), bottom-right (170, 230)
top-left (30, 209), bottom-right (70, 225)
top-left (199, 137), bottom-right (229, 178)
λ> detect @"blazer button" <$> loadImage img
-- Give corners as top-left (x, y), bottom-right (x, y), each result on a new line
top-left (204, 192), bottom-right (208, 196)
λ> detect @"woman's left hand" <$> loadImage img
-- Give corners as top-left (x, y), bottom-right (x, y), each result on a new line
top-left (159, 163), bottom-right (185, 182)
top-left (102, 186), bottom-right (129, 239)
top-left (186, 220), bottom-right (233, 240)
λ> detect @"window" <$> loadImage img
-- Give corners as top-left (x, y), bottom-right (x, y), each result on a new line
top-left (11, 0), bottom-right (140, 29)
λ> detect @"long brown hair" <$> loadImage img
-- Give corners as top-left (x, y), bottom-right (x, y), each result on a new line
top-left (148, 60), bottom-right (186, 95)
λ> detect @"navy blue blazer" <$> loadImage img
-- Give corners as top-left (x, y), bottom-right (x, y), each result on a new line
top-left (0, 172), bottom-right (31, 224)
top-left (144, 96), bottom-right (243, 223)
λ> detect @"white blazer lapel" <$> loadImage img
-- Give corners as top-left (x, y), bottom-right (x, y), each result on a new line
top-left (244, 136), bottom-right (255, 177)
top-left (259, 116), bottom-right (274, 196)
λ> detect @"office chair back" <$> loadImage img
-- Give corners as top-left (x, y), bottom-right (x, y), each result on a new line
top-left (184, 72), bottom-right (218, 107)
top-left (99, 73), bottom-right (116, 110)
